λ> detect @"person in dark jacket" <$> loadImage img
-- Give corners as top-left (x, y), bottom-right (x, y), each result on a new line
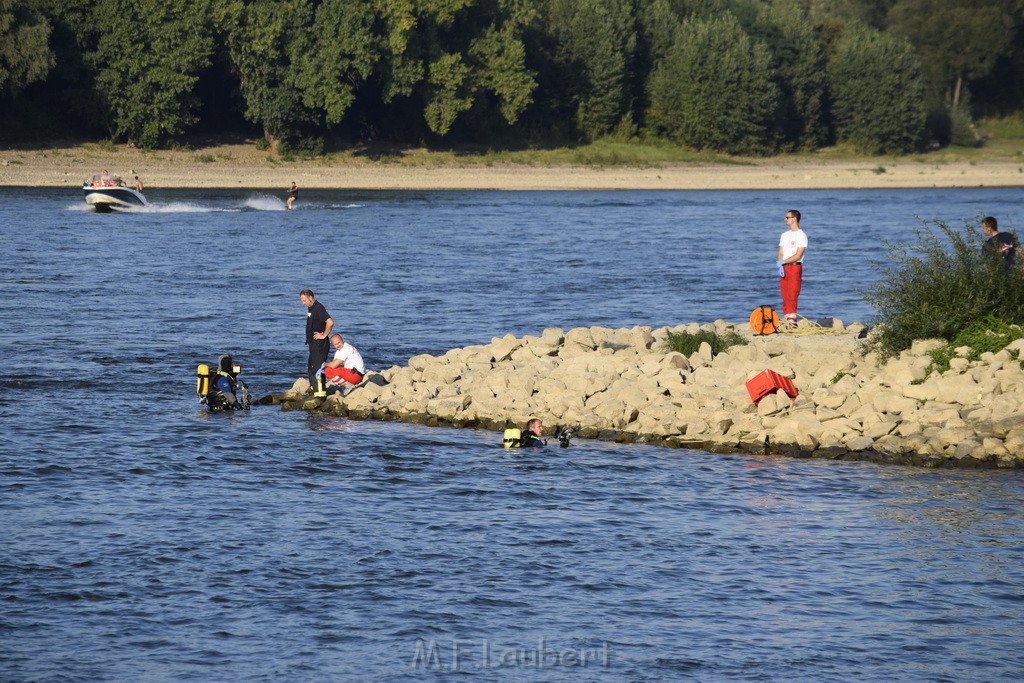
top-left (520, 418), bottom-right (546, 447)
top-left (207, 355), bottom-right (240, 410)
top-left (980, 216), bottom-right (1019, 268)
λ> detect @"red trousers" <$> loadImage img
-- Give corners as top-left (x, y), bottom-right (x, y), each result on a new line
top-left (780, 263), bottom-right (803, 318)
top-left (324, 366), bottom-right (364, 386)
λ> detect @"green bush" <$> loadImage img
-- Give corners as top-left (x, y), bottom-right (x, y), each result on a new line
top-left (949, 104), bottom-right (981, 147)
top-left (662, 329), bottom-right (748, 356)
top-left (863, 219), bottom-right (1024, 358)
top-left (926, 317), bottom-right (1024, 374)
top-left (278, 136), bottom-right (324, 160)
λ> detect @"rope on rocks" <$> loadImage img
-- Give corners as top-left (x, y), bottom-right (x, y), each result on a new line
top-left (778, 315), bottom-right (849, 336)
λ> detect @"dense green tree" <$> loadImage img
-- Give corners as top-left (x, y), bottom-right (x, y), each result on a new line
top-left (672, 0), bottom-right (729, 20)
top-left (632, 0), bottom-right (687, 131)
top-left (372, 0), bottom-right (422, 105)
top-left (21, 1), bottom-right (105, 131)
top-left (636, 0), bottom-right (681, 65)
top-left (83, 0), bottom-right (213, 146)
top-left (548, 0), bottom-right (637, 139)
top-left (294, 0), bottom-right (378, 127)
top-left (420, 1), bottom-right (538, 136)
top-left (647, 11), bottom-right (779, 153)
top-left (0, 0), bottom-right (54, 96)
top-left (216, 0), bottom-right (538, 143)
top-left (828, 23), bottom-right (926, 153)
top-left (215, 0), bottom-right (319, 147)
top-left (791, 0), bottom-right (895, 28)
top-left (347, 0), bottom-right (536, 138)
top-left (972, 0), bottom-right (1024, 113)
top-left (887, 0), bottom-right (1014, 108)
top-left (422, 51), bottom-right (473, 133)
top-left (467, 22), bottom-right (536, 126)
top-left (740, 0), bottom-right (827, 150)
top-left (3, 0), bottom-right (1024, 152)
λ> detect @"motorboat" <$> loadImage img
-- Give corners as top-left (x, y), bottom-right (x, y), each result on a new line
top-left (83, 173), bottom-right (147, 212)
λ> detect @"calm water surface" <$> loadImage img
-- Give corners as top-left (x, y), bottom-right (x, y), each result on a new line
top-left (1, 187), bottom-right (1022, 681)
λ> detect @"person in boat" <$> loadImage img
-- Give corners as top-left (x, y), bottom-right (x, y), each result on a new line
top-left (205, 355), bottom-right (247, 411)
top-left (286, 181), bottom-right (298, 209)
top-left (100, 169), bottom-right (111, 185)
top-left (319, 333), bottom-right (366, 395)
top-left (520, 418), bottom-right (546, 447)
top-left (134, 175), bottom-right (144, 192)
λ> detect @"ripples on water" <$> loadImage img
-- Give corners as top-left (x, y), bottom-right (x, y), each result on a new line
top-left (1, 188), bottom-right (1022, 681)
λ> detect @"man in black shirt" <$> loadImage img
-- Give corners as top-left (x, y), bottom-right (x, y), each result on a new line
top-left (981, 216), bottom-right (1019, 268)
top-left (299, 289), bottom-right (333, 392)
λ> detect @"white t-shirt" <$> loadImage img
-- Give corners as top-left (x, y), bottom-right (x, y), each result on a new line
top-left (779, 228), bottom-right (808, 262)
top-left (332, 342), bottom-right (366, 374)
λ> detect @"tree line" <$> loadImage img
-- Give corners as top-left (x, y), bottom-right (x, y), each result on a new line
top-left (2, 0), bottom-right (1022, 154)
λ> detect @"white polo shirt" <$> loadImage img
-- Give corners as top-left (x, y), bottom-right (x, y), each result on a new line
top-left (779, 228), bottom-right (808, 263)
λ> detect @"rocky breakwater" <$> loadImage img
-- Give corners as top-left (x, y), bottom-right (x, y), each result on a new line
top-left (266, 321), bottom-right (1024, 468)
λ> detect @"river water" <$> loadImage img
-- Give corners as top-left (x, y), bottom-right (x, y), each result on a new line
top-left (1, 186), bottom-right (1022, 681)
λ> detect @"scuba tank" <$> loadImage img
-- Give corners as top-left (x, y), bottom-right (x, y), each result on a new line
top-left (196, 364), bottom-right (212, 400)
top-left (502, 428), bottom-right (522, 448)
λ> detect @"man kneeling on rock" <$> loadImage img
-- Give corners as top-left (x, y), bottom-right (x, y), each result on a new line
top-left (321, 333), bottom-right (366, 395)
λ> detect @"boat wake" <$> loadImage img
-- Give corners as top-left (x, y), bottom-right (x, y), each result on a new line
top-left (68, 196), bottom-right (364, 213)
top-left (69, 202), bottom-right (235, 214)
top-left (240, 196), bottom-right (364, 211)
top-left (243, 195), bottom-right (288, 211)
top-left (131, 202), bottom-right (229, 213)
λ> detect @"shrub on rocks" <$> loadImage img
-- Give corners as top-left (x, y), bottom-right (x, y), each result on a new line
top-left (864, 220), bottom-right (1024, 359)
top-left (662, 329), bottom-right (748, 356)
top-left (923, 317), bottom-right (1024, 377)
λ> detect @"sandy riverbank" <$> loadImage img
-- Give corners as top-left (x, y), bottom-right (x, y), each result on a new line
top-left (2, 142), bottom-right (1023, 190)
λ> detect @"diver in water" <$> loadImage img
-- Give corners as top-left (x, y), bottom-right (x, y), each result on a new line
top-left (200, 355), bottom-right (251, 411)
top-left (519, 418), bottom-right (546, 447)
top-left (503, 419), bottom-right (578, 449)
